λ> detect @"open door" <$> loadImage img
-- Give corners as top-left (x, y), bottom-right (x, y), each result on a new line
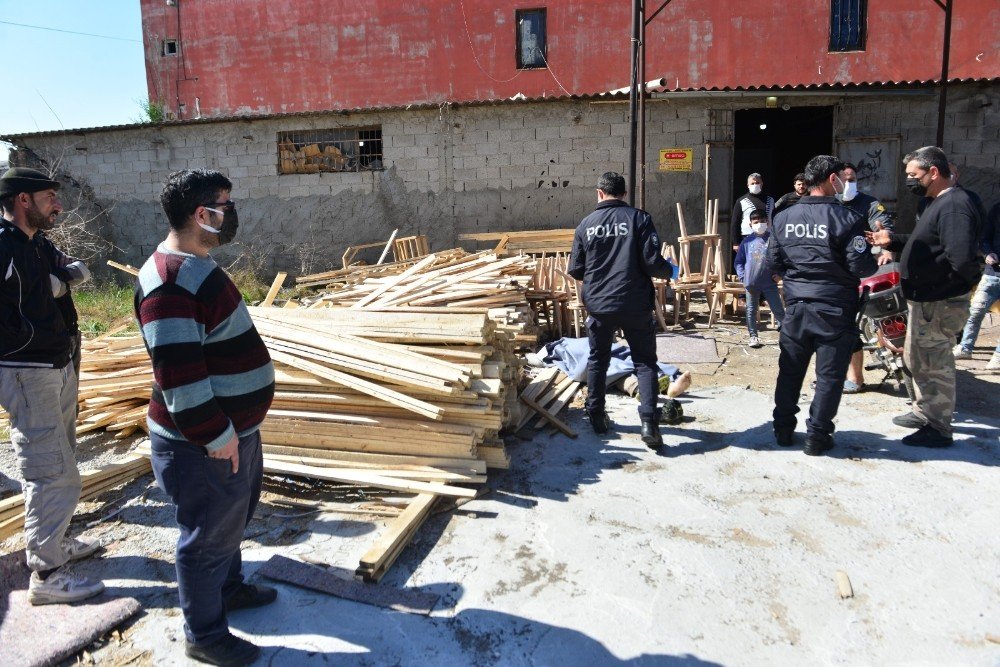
top-left (705, 140), bottom-right (734, 266)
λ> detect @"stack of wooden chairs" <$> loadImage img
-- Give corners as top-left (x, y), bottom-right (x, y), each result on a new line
top-left (668, 199), bottom-right (723, 326)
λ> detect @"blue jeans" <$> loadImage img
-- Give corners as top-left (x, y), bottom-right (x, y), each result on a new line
top-left (150, 429), bottom-right (263, 646)
top-left (745, 284), bottom-right (786, 336)
top-left (958, 274), bottom-right (1000, 354)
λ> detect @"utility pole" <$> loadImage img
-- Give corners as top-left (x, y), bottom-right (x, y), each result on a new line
top-left (936, 0), bottom-right (953, 147)
top-left (627, 0), bottom-right (641, 206)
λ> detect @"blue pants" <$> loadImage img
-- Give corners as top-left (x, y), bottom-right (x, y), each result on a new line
top-left (745, 284), bottom-right (785, 336)
top-left (586, 311), bottom-right (660, 421)
top-left (150, 430), bottom-right (263, 646)
top-left (773, 301), bottom-right (858, 438)
top-left (958, 274), bottom-right (1000, 354)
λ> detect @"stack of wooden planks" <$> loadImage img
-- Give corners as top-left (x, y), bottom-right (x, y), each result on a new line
top-left (78, 332), bottom-right (153, 438)
top-left (0, 456), bottom-right (151, 542)
top-left (457, 229), bottom-right (575, 256)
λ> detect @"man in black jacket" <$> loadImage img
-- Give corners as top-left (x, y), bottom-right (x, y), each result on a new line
top-left (868, 146), bottom-right (983, 448)
top-left (568, 172), bottom-right (673, 447)
top-left (767, 155), bottom-right (877, 455)
top-left (0, 167), bottom-right (101, 605)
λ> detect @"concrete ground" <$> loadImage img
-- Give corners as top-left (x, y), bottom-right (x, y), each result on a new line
top-left (2, 320), bottom-right (999, 666)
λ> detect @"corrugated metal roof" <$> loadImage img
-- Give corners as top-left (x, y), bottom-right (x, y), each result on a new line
top-left (3, 77), bottom-right (996, 141)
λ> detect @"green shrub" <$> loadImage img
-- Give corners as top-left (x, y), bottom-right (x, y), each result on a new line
top-left (73, 282), bottom-right (137, 335)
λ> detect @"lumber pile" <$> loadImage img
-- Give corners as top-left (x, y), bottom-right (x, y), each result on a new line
top-left (0, 456), bottom-right (151, 542)
top-left (77, 332), bottom-right (153, 438)
top-left (457, 229), bottom-right (575, 256)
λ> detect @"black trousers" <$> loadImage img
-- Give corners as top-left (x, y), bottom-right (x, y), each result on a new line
top-left (773, 301), bottom-right (858, 438)
top-left (586, 311), bottom-right (660, 421)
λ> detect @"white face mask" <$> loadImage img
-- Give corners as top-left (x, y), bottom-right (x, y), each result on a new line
top-left (748, 184), bottom-right (762, 195)
top-left (752, 222), bottom-right (768, 235)
top-left (841, 180), bottom-right (858, 202)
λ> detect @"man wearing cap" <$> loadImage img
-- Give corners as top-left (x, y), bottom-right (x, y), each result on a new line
top-left (0, 167), bottom-right (101, 604)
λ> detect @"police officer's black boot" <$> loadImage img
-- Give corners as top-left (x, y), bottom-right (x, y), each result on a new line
top-left (641, 419), bottom-right (663, 448)
top-left (803, 432), bottom-right (834, 456)
top-left (587, 410), bottom-right (610, 434)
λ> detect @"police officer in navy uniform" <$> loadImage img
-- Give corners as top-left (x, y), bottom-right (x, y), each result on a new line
top-left (568, 172), bottom-right (673, 448)
top-left (767, 155), bottom-right (877, 455)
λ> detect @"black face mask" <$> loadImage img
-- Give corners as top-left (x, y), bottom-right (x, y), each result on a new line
top-left (905, 177), bottom-right (928, 197)
top-left (217, 207), bottom-right (239, 245)
top-left (200, 205), bottom-right (239, 245)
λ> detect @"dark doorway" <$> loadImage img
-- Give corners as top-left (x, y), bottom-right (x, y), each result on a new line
top-left (732, 106), bottom-right (834, 203)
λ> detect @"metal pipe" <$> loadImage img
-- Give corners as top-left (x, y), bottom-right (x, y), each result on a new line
top-left (627, 0), bottom-right (641, 206)
top-left (638, 1), bottom-right (646, 210)
top-left (936, 0), bottom-right (953, 147)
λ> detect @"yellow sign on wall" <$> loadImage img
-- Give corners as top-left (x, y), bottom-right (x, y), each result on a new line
top-left (658, 148), bottom-right (694, 172)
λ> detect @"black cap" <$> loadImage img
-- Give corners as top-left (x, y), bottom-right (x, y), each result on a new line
top-left (0, 168), bottom-right (61, 199)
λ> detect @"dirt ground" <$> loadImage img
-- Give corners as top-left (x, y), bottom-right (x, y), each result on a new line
top-left (1, 310), bottom-right (999, 666)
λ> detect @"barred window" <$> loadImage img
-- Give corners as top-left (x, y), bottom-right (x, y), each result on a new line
top-left (830, 0), bottom-right (866, 52)
top-left (277, 127), bottom-right (383, 175)
top-left (516, 9), bottom-right (547, 69)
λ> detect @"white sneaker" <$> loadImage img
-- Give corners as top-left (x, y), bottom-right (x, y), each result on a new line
top-left (987, 353), bottom-right (1000, 371)
top-left (748, 335), bottom-right (762, 348)
top-left (28, 568), bottom-right (105, 605)
top-left (953, 344), bottom-right (972, 359)
top-left (62, 535), bottom-right (103, 561)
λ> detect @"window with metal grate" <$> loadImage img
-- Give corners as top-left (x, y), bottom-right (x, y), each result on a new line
top-left (830, 0), bottom-right (867, 52)
top-left (277, 127), bottom-right (383, 175)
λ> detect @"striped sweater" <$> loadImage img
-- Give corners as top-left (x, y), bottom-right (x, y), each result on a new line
top-left (135, 244), bottom-right (274, 451)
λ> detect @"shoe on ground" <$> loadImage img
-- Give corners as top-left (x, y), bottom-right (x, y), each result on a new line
top-left (62, 535), bottom-right (103, 561)
top-left (641, 420), bottom-right (664, 448)
top-left (28, 568), bottom-right (105, 605)
top-left (774, 428), bottom-right (794, 447)
top-left (891, 411), bottom-right (927, 429)
top-left (842, 380), bottom-right (862, 394)
top-left (952, 344), bottom-right (972, 360)
top-left (901, 424), bottom-right (954, 448)
top-left (748, 335), bottom-right (762, 348)
top-left (660, 399), bottom-right (684, 425)
top-left (224, 583), bottom-right (278, 613)
top-left (186, 633), bottom-right (261, 666)
top-left (587, 410), bottom-right (610, 434)
top-left (987, 353), bottom-right (1000, 371)
top-left (803, 433), bottom-right (834, 456)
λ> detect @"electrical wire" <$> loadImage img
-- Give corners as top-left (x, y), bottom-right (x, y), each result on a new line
top-left (0, 19), bottom-right (141, 43)
top-left (538, 48), bottom-right (575, 97)
top-left (458, 0), bottom-right (523, 84)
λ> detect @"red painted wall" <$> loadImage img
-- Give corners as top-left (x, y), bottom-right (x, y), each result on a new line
top-left (141, 0), bottom-right (1000, 119)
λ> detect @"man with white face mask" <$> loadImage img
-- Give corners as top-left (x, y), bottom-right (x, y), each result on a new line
top-left (731, 173), bottom-right (775, 257)
top-left (838, 163), bottom-right (895, 392)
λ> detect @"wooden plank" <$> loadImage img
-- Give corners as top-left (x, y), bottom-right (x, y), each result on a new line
top-left (261, 460), bottom-right (476, 498)
top-left (268, 349), bottom-right (445, 421)
top-left (357, 493), bottom-right (438, 582)
top-left (259, 554), bottom-right (439, 615)
top-left (261, 271), bottom-right (287, 307)
top-left (519, 394), bottom-right (577, 438)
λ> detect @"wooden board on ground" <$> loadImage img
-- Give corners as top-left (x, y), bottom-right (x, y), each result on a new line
top-left (258, 554), bottom-right (439, 615)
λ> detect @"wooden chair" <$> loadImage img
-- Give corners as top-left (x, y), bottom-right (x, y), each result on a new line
top-left (671, 200), bottom-right (721, 325)
top-left (392, 235), bottom-right (430, 262)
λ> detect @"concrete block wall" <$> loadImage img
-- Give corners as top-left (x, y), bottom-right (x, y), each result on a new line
top-left (12, 83), bottom-right (998, 278)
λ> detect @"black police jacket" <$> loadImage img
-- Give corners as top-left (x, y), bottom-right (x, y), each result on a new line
top-left (568, 198), bottom-right (672, 315)
top-left (767, 196), bottom-right (877, 307)
top-left (0, 221), bottom-right (78, 368)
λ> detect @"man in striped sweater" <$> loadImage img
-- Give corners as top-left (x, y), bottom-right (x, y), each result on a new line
top-left (135, 169), bottom-right (275, 666)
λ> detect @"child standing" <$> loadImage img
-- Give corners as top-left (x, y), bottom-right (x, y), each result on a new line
top-left (735, 209), bottom-right (785, 347)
